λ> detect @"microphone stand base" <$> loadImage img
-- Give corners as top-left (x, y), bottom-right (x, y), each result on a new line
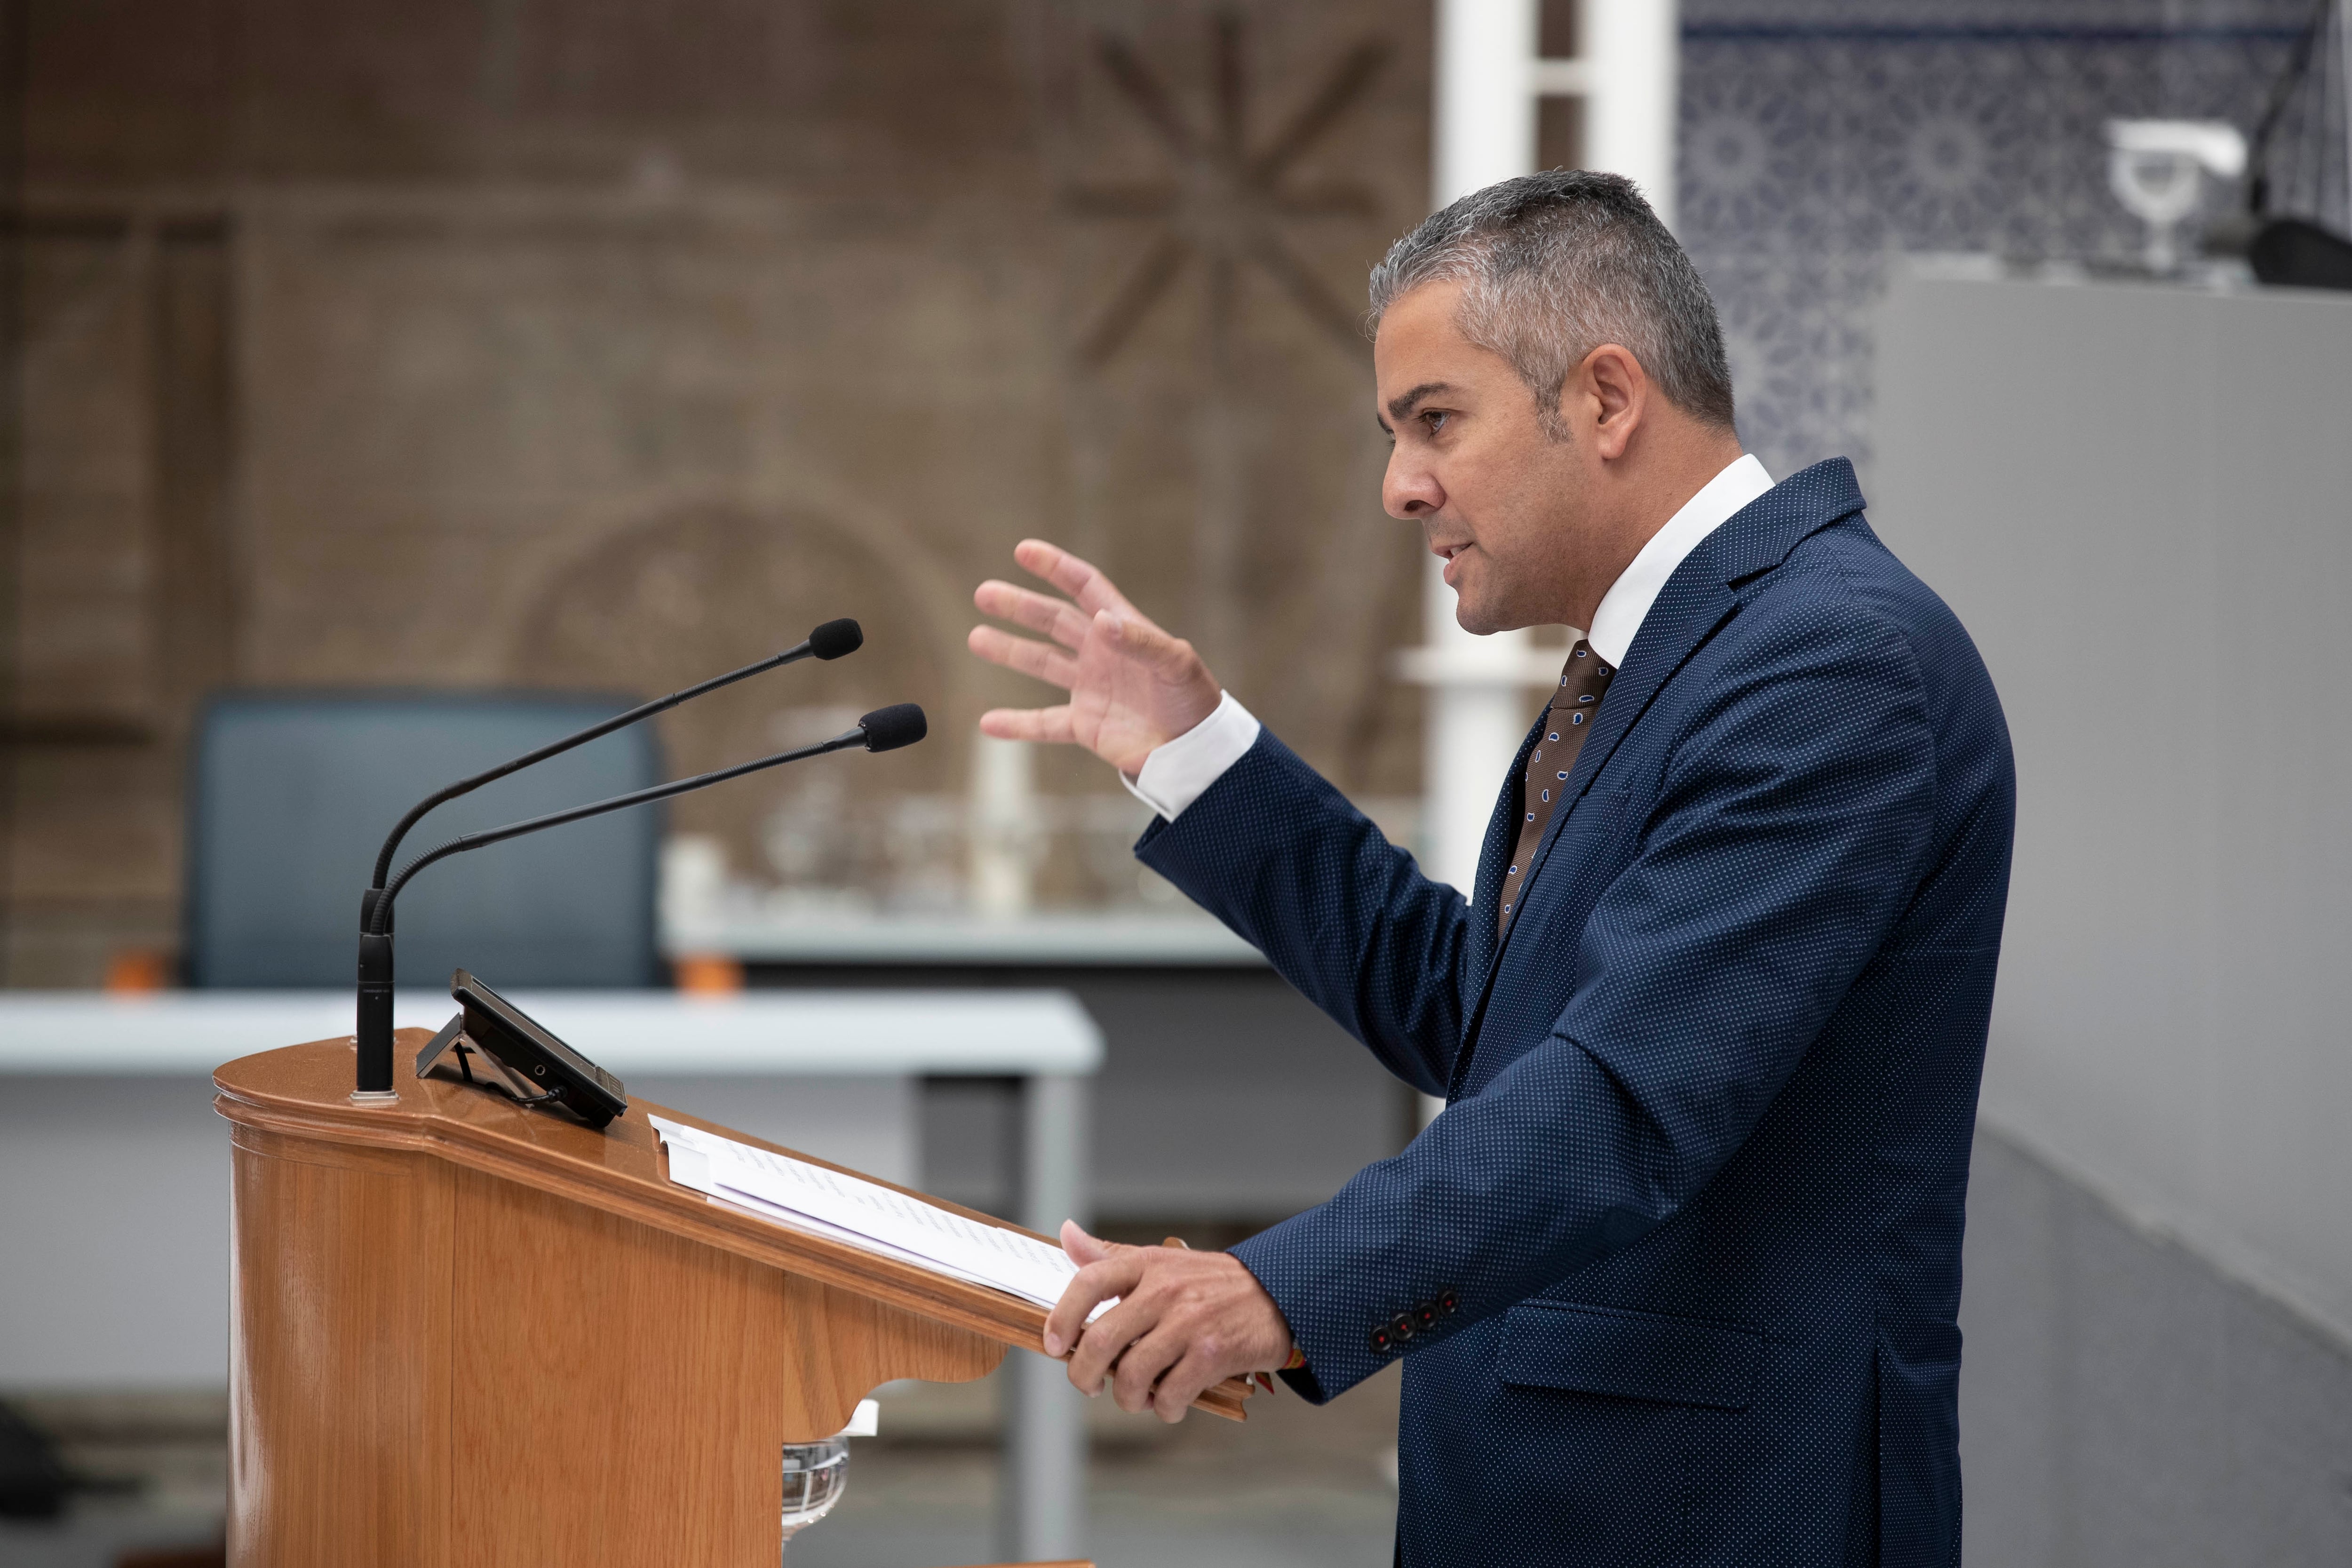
top-left (348, 1090), bottom-right (400, 1107)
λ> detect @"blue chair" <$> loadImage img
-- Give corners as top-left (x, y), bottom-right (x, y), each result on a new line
top-left (185, 692), bottom-right (663, 989)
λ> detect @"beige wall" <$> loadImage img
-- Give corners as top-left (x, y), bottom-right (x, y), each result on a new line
top-left (1, 0), bottom-right (1436, 982)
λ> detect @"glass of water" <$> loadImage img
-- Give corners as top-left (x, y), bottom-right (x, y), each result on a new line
top-left (779, 1435), bottom-right (850, 1561)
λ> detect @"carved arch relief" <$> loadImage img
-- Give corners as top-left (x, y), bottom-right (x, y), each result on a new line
top-left (508, 493), bottom-right (977, 913)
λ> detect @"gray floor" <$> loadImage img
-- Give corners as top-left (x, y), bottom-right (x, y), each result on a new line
top-left (6, 1129), bottom-right (2350, 1567)
top-left (0, 1368), bottom-right (1405, 1568)
top-left (793, 1367), bottom-right (1405, 1568)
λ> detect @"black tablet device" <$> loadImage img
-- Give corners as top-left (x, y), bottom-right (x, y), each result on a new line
top-left (448, 968), bottom-right (629, 1130)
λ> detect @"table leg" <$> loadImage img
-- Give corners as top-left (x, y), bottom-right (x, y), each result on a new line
top-left (1001, 1070), bottom-right (1089, 1562)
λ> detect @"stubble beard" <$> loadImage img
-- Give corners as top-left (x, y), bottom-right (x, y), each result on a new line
top-left (1452, 569), bottom-right (1533, 637)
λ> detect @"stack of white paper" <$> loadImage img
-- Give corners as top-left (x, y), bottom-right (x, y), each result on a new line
top-left (652, 1115), bottom-right (1097, 1316)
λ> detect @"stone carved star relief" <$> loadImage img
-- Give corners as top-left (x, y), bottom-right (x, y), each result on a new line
top-left (1064, 11), bottom-right (1391, 367)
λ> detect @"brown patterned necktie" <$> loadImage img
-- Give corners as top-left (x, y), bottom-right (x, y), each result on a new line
top-left (1498, 639), bottom-right (1615, 936)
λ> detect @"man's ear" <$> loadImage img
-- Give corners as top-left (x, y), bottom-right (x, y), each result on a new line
top-left (1583, 344), bottom-right (1648, 461)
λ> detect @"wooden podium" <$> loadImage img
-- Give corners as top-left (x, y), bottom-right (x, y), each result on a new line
top-left (214, 1032), bottom-right (1245, 1566)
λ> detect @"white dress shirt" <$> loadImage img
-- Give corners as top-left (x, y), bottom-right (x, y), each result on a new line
top-left (1582, 452), bottom-right (1773, 668)
top-left (1121, 453), bottom-right (1775, 822)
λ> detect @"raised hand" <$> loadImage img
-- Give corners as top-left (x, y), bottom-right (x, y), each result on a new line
top-left (968, 540), bottom-right (1223, 775)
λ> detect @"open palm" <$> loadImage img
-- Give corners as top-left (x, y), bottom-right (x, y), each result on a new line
top-left (968, 540), bottom-right (1223, 776)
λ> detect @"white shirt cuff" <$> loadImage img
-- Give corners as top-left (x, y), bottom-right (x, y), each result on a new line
top-left (1120, 692), bottom-right (1262, 821)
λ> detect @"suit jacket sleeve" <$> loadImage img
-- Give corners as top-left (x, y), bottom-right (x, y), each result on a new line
top-left (1139, 605), bottom-right (1939, 1401)
top-left (1134, 730), bottom-right (1484, 1098)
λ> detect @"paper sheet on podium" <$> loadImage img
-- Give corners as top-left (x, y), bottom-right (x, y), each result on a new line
top-left (652, 1115), bottom-right (1102, 1317)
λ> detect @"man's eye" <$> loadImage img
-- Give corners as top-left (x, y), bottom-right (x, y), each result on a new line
top-left (1422, 410), bottom-right (1450, 434)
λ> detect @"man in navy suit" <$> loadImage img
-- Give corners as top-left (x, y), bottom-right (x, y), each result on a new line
top-left (970, 171), bottom-right (2012, 1565)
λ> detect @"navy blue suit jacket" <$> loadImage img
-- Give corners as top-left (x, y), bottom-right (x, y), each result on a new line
top-left (1137, 461), bottom-right (2014, 1566)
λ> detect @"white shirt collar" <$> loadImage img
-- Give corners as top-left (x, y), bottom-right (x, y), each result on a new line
top-left (1584, 453), bottom-right (1774, 669)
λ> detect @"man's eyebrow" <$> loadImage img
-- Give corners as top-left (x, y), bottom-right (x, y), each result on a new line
top-left (1385, 381), bottom-right (1455, 422)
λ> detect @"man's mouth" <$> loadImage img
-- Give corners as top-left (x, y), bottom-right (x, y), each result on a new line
top-left (1433, 540), bottom-right (1472, 585)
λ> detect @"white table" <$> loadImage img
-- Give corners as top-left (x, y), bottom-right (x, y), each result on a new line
top-left (0, 988), bottom-right (1099, 1562)
top-left (0, 987), bottom-right (1102, 1075)
top-left (667, 908), bottom-right (1265, 965)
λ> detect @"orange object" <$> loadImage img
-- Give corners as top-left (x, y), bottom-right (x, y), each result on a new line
top-left (104, 949), bottom-right (172, 993)
top-left (673, 953), bottom-right (745, 995)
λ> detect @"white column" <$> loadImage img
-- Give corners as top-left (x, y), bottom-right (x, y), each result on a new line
top-left (1433, 0), bottom-right (1539, 206)
top-left (969, 733), bottom-right (1040, 916)
top-left (1583, 0), bottom-right (1683, 229)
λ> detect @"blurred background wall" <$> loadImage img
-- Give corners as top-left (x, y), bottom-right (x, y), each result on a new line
top-left (0, 0), bottom-right (1438, 987)
top-left (10, 0), bottom-right (2344, 982)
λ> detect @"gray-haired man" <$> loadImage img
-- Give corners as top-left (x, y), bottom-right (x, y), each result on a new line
top-left (971, 171), bottom-right (2011, 1565)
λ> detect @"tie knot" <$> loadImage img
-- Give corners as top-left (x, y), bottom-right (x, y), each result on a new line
top-left (1560, 639), bottom-right (1612, 690)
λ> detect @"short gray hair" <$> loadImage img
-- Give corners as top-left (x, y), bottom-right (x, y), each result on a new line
top-left (1367, 170), bottom-right (1736, 434)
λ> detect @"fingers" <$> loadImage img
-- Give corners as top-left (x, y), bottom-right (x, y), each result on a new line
top-left (973, 579), bottom-right (1094, 651)
top-left (1014, 539), bottom-right (1141, 620)
top-left (977, 706), bottom-right (1076, 744)
top-left (1062, 1219), bottom-right (1112, 1265)
top-left (1148, 1344), bottom-right (1227, 1424)
top-left (967, 624), bottom-right (1080, 690)
top-left (1091, 608), bottom-right (1198, 679)
top-left (1044, 1224), bottom-right (1116, 1362)
top-left (1107, 1322), bottom-right (1189, 1416)
top-left (1045, 1246), bottom-right (1142, 1363)
top-left (1060, 1267), bottom-right (1157, 1393)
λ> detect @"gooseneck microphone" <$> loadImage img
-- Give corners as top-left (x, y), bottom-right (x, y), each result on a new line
top-left (363, 618), bottom-right (863, 923)
top-left (854, 701), bottom-right (927, 753)
top-left (353, 700), bottom-right (923, 1101)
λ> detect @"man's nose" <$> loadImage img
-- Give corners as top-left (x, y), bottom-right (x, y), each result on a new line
top-left (1383, 449), bottom-right (1442, 519)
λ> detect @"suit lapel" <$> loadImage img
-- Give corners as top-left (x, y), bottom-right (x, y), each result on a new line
top-left (1460, 575), bottom-right (1736, 1054)
top-left (1505, 573), bottom-right (1739, 908)
top-left (1456, 581), bottom-right (1735, 1063)
top-left (1513, 457), bottom-right (1872, 904)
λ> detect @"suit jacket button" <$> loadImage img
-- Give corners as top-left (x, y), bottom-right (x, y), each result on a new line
top-left (1369, 1327), bottom-right (1392, 1353)
top-left (1389, 1312), bottom-right (1416, 1343)
top-left (1438, 1289), bottom-right (1460, 1315)
top-left (1413, 1302), bottom-right (1438, 1330)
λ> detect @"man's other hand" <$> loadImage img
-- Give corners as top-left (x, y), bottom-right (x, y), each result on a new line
top-left (1041, 1221), bottom-right (1295, 1424)
top-left (969, 540), bottom-right (1223, 775)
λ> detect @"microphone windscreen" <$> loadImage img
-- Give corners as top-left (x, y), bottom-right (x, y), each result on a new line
top-left (809, 618), bottom-right (864, 660)
top-left (859, 703), bottom-right (927, 753)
